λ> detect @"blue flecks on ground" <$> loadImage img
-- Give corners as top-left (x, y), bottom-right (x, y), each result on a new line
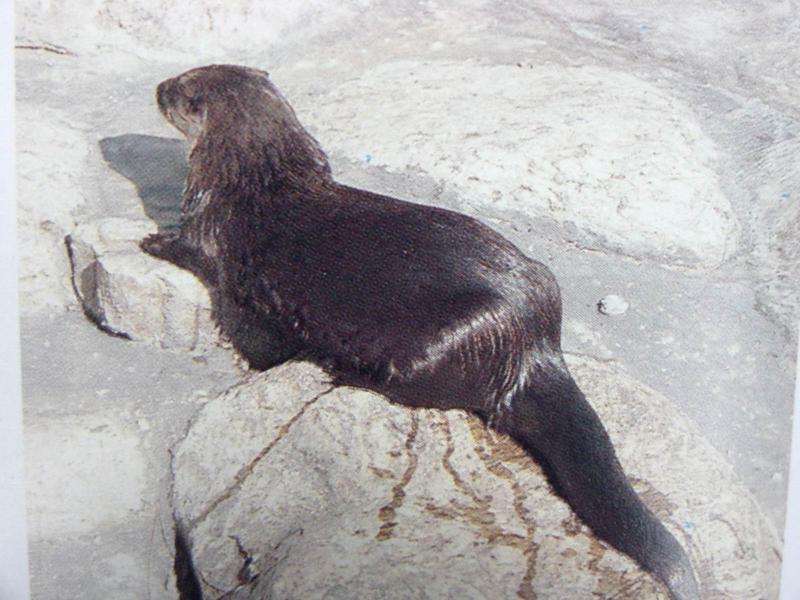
top-left (365, 154), bottom-right (372, 163)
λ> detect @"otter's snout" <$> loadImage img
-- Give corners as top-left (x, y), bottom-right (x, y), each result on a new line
top-left (155, 75), bottom-right (206, 143)
top-left (156, 79), bottom-right (177, 118)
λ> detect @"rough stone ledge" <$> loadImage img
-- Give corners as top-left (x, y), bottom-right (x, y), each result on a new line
top-left (63, 217), bottom-right (782, 598)
top-left (66, 217), bottom-right (218, 351)
top-left (170, 359), bottom-right (781, 600)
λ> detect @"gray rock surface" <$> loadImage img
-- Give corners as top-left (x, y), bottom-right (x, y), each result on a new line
top-left (307, 61), bottom-right (740, 266)
top-left (597, 294), bottom-right (630, 316)
top-left (66, 218), bottom-right (216, 350)
top-left (173, 360), bottom-right (780, 600)
top-left (16, 2), bottom-right (798, 599)
top-left (16, 103), bottom-right (87, 312)
top-left (21, 309), bottom-right (241, 600)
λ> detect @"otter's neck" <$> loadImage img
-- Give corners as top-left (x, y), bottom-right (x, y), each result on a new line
top-left (187, 135), bottom-right (331, 200)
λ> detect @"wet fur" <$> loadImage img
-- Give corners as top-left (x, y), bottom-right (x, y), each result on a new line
top-left (145, 65), bottom-right (700, 600)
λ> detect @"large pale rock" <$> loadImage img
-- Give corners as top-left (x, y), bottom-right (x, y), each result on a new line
top-left (16, 0), bottom-right (377, 60)
top-left (66, 217), bottom-right (217, 350)
top-left (304, 61), bottom-right (740, 267)
top-left (16, 104), bottom-right (89, 312)
top-left (172, 359), bottom-right (780, 600)
top-left (750, 134), bottom-right (800, 337)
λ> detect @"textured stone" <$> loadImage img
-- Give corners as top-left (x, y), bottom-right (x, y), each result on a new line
top-left (598, 294), bottom-right (630, 316)
top-left (15, 0), bottom-right (378, 58)
top-left (172, 358), bottom-right (781, 600)
top-left (305, 61), bottom-right (740, 267)
top-left (16, 104), bottom-right (88, 312)
top-left (17, 4), bottom-right (796, 600)
top-left (66, 218), bottom-right (216, 350)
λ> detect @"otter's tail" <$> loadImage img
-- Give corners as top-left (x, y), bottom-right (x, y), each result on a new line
top-left (496, 362), bottom-right (699, 600)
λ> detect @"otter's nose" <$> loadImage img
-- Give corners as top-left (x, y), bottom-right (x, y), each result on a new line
top-left (156, 79), bottom-right (176, 116)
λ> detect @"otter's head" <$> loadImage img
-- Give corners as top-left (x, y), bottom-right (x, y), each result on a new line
top-left (157, 64), bottom-right (331, 196)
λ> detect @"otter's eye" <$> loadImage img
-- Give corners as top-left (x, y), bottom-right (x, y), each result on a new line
top-left (186, 97), bottom-right (204, 115)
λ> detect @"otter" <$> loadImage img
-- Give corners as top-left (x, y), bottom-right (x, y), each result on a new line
top-left (142, 64), bottom-right (700, 600)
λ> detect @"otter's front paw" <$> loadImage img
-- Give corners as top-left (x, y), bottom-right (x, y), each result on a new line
top-left (140, 231), bottom-right (180, 261)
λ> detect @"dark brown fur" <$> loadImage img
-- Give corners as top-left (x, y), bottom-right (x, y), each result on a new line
top-left (144, 64), bottom-right (700, 600)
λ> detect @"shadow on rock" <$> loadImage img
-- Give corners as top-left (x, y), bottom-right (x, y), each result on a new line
top-left (100, 134), bottom-right (188, 231)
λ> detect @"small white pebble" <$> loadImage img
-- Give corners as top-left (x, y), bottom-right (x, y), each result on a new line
top-left (598, 294), bottom-right (629, 316)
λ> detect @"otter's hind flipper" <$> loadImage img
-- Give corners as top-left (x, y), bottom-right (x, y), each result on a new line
top-left (496, 363), bottom-right (699, 600)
